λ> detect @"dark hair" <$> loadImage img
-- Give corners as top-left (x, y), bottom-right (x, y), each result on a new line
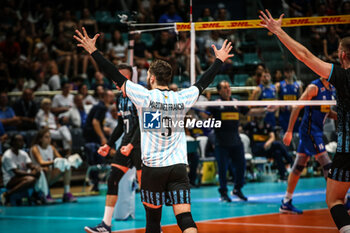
top-left (32, 128), bottom-right (50, 147)
top-left (117, 63), bottom-right (133, 78)
top-left (340, 37), bottom-right (350, 60)
top-left (149, 60), bottom-right (172, 86)
top-left (216, 80), bottom-right (230, 91)
top-left (112, 29), bottom-right (124, 46)
top-left (10, 134), bottom-right (23, 147)
top-left (93, 84), bottom-right (105, 98)
top-left (78, 83), bottom-right (87, 93)
top-left (284, 63), bottom-right (294, 72)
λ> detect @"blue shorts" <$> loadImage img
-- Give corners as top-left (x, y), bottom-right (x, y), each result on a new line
top-left (297, 134), bottom-right (326, 156)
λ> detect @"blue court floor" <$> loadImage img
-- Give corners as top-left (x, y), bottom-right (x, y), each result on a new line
top-left (0, 177), bottom-right (329, 233)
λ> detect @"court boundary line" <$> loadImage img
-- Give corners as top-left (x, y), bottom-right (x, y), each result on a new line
top-left (201, 221), bottom-right (337, 230)
top-left (112, 208), bottom-right (330, 232)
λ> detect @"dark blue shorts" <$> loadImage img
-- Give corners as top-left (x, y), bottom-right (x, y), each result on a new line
top-left (297, 134), bottom-right (326, 156)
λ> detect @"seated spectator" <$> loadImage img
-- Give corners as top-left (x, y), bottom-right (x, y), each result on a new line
top-left (246, 64), bottom-right (265, 87)
top-left (107, 29), bottom-right (127, 64)
top-left (12, 88), bottom-right (39, 131)
top-left (93, 84), bottom-right (105, 103)
top-left (59, 94), bottom-right (88, 128)
top-left (204, 31), bottom-right (224, 65)
top-left (0, 91), bottom-right (21, 132)
top-left (1, 134), bottom-right (41, 205)
top-left (51, 82), bottom-right (74, 115)
top-left (30, 128), bottom-right (76, 203)
top-left (133, 32), bottom-right (152, 68)
top-left (158, 3), bottom-right (183, 23)
top-left (323, 26), bottom-right (340, 63)
top-left (35, 98), bottom-right (72, 154)
top-left (244, 116), bottom-right (293, 181)
top-left (78, 83), bottom-right (97, 107)
top-left (26, 70), bottom-right (50, 92)
top-left (90, 71), bottom-right (112, 90)
top-left (152, 31), bottom-right (176, 65)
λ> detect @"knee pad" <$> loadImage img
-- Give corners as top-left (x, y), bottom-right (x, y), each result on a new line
top-left (107, 167), bottom-right (125, 195)
top-left (291, 155), bottom-right (308, 176)
top-left (176, 212), bottom-right (197, 232)
top-left (144, 205), bottom-right (162, 233)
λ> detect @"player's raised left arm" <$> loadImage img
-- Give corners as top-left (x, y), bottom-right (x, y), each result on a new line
top-left (259, 10), bottom-right (332, 79)
top-left (194, 39), bottom-right (234, 94)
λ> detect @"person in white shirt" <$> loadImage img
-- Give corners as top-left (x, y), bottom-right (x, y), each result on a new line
top-left (59, 94), bottom-right (88, 128)
top-left (1, 134), bottom-right (41, 205)
top-left (35, 98), bottom-right (72, 154)
top-left (51, 82), bottom-right (74, 115)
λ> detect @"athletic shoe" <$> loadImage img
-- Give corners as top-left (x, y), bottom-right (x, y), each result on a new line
top-left (62, 192), bottom-right (77, 203)
top-left (279, 199), bottom-right (303, 214)
top-left (232, 189), bottom-right (248, 201)
top-left (220, 194), bottom-right (232, 202)
top-left (45, 194), bottom-right (56, 204)
top-left (85, 221), bottom-right (111, 233)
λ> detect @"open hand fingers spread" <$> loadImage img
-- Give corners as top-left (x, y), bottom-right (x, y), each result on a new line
top-left (82, 27), bottom-right (89, 38)
top-left (75, 29), bottom-right (84, 40)
top-left (266, 9), bottom-right (273, 19)
top-left (73, 35), bottom-right (83, 43)
top-left (260, 10), bottom-right (269, 21)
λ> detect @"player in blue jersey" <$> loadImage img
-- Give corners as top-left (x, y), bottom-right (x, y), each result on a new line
top-left (251, 69), bottom-right (278, 127)
top-left (84, 64), bottom-right (142, 233)
top-left (260, 10), bottom-right (350, 232)
top-left (281, 77), bottom-right (336, 214)
top-left (74, 27), bottom-right (233, 233)
top-left (275, 64), bottom-right (303, 133)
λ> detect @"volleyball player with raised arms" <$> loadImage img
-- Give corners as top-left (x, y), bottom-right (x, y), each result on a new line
top-left (74, 27), bottom-right (233, 233)
top-left (260, 9), bottom-right (350, 233)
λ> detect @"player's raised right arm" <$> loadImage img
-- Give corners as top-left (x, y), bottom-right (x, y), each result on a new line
top-left (259, 10), bottom-right (332, 79)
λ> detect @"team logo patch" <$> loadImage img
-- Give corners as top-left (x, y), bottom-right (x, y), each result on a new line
top-left (143, 111), bottom-right (162, 129)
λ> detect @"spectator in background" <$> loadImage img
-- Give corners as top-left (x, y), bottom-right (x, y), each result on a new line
top-left (246, 64), bottom-right (265, 86)
top-left (12, 88), bottom-right (39, 131)
top-left (35, 7), bottom-right (55, 37)
top-left (0, 121), bottom-right (7, 154)
top-left (272, 69), bottom-right (283, 83)
top-left (103, 104), bottom-right (119, 137)
top-left (152, 31), bottom-right (175, 64)
top-left (158, 3), bottom-right (183, 23)
top-left (133, 32), bottom-right (152, 68)
top-left (79, 8), bottom-right (99, 79)
top-left (336, 1), bottom-right (350, 38)
top-left (205, 31), bottom-right (224, 65)
top-left (51, 82), bottom-right (74, 115)
top-left (93, 84), bottom-right (105, 103)
top-left (244, 116), bottom-right (293, 181)
top-left (0, 30), bottom-right (20, 64)
top-left (250, 69), bottom-right (278, 127)
top-left (169, 83), bottom-right (178, 92)
top-left (25, 70), bottom-right (50, 92)
top-left (58, 10), bottom-right (77, 42)
top-left (0, 91), bottom-right (21, 132)
top-left (90, 71), bottom-right (112, 90)
top-left (77, 83), bottom-right (97, 108)
top-left (323, 26), bottom-right (340, 63)
top-left (59, 94), bottom-right (88, 128)
top-left (30, 128), bottom-right (77, 203)
top-left (107, 30), bottom-right (127, 64)
top-left (83, 90), bottom-right (115, 145)
top-left (1, 134), bottom-right (41, 206)
top-left (35, 98), bottom-right (72, 154)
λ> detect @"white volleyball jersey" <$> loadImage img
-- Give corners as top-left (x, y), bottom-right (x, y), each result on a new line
top-left (125, 80), bottom-right (199, 167)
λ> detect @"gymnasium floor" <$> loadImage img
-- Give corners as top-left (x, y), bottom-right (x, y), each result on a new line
top-left (0, 177), bottom-right (337, 233)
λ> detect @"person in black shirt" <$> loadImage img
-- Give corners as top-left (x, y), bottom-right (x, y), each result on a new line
top-left (12, 88), bottom-right (38, 131)
top-left (206, 81), bottom-right (269, 202)
top-left (244, 116), bottom-right (293, 181)
top-left (260, 10), bottom-right (350, 232)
